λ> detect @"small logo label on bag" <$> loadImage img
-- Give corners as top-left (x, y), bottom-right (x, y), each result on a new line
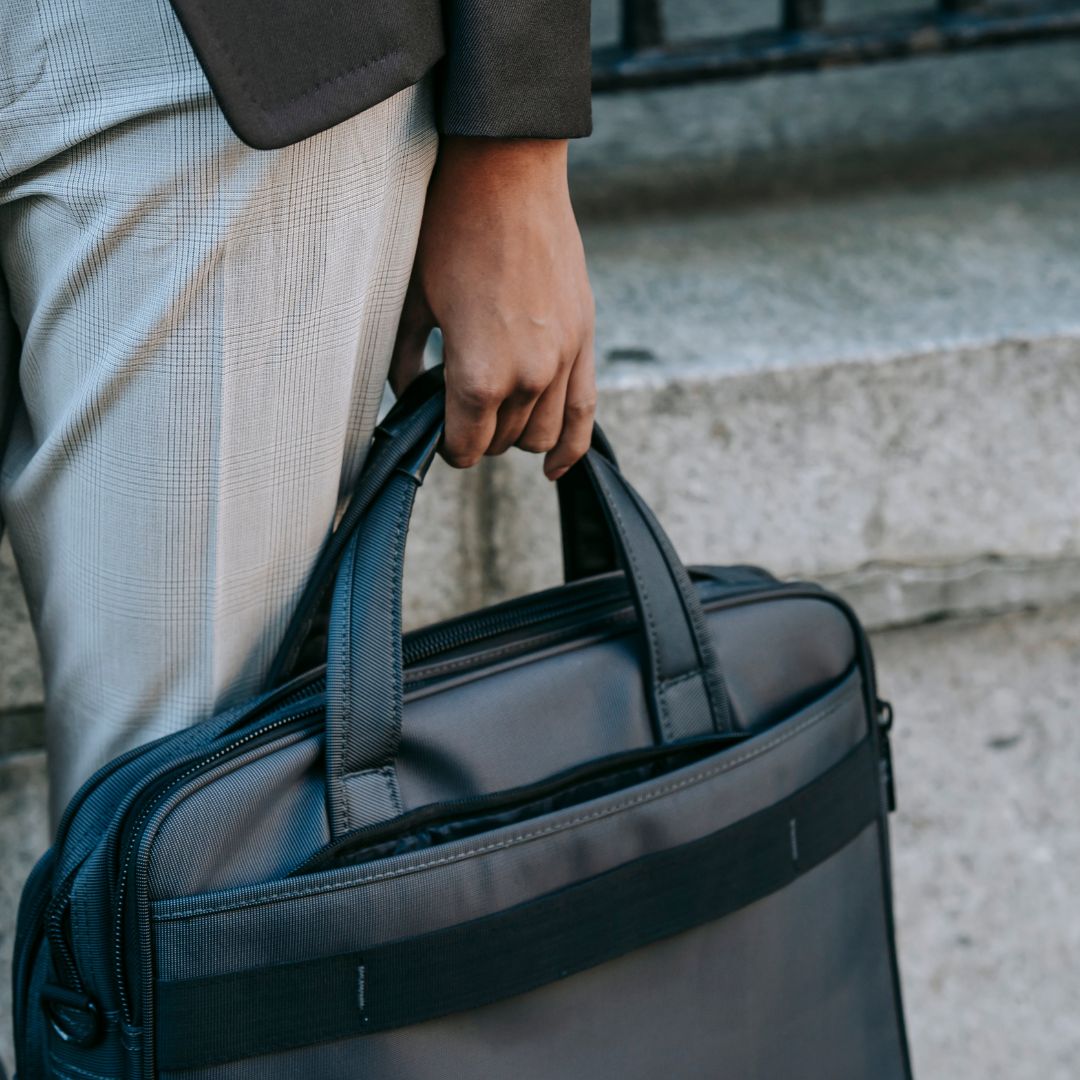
top-left (357, 964), bottom-right (367, 1014)
top-left (789, 818), bottom-right (800, 866)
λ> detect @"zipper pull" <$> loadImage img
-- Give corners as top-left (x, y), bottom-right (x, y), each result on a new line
top-left (876, 699), bottom-right (897, 813)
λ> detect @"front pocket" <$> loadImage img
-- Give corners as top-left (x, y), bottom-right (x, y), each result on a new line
top-left (293, 732), bottom-right (747, 875)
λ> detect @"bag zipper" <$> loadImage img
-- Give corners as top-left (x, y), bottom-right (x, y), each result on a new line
top-left (110, 701), bottom-right (325, 1028)
top-left (38, 670), bottom-right (331, 1003)
top-left (400, 572), bottom-right (633, 667)
top-left (399, 566), bottom-right (776, 679)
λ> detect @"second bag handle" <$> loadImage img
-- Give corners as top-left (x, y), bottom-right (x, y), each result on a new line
top-left (321, 390), bottom-right (733, 839)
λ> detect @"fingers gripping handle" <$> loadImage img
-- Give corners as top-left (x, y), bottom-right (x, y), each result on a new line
top-left (267, 368), bottom-right (619, 690)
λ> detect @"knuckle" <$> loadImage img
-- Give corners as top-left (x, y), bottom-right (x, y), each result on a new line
top-left (513, 371), bottom-right (552, 400)
top-left (445, 449), bottom-right (481, 469)
top-left (455, 380), bottom-right (502, 412)
top-left (441, 432), bottom-right (483, 469)
top-left (515, 352), bottom-right (563, 398)
top-left (566, 397), bottom-right (597, 421)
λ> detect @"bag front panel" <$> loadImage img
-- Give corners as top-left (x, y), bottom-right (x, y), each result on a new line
top-left (145, 671), bottom-right (906, 1079)
top-left (396, 593), bottom-right (860, 808)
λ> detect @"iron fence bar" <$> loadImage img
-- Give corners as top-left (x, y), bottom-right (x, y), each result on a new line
top-left (593, 1), bottom-right (1080, 91)
top-left (620, 0), bottom-right (666, 51)
top-left (783, 0), bottom-right (827, 32)
top-left (938, 0), bottom-right (984, 12)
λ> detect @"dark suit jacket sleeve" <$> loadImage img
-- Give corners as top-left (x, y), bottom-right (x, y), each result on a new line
top-left (436, 0), bottom-right (592, 138)
top-left (167, 0), bottom-right (591, 150)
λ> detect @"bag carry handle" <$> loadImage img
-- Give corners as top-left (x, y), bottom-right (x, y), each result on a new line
top-left (321, 380), bottom-right (732, 838)
top-left (265, 367), bottom-right (622, 690)
top-left (263, 367), bottom-right (449, 689)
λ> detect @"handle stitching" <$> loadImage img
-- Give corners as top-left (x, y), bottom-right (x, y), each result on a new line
top-left (591, 462), bottom-right (672, 741)
top-left (340, 483), bottom-right (413, 832)
top-left (658, 669), bottom-right (705, 692)
top-left (337, 545), bottom-right (356, 834)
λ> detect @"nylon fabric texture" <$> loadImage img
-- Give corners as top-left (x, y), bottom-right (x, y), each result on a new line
top-left (0, 0), bottom-right (439, 825)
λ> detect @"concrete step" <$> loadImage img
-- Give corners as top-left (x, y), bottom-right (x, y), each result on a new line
top-left (578, 13), bottom-right (1080, 214)
top-left (882, 601), bottom-right (1080, 1080)
top-left (4, 600), bottom-right (1078, 1078)
top-left (580, 165), bottom-right (1080, 372)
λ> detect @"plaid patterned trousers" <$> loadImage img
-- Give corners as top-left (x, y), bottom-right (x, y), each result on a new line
top-left (0, 0), bottom-right (438, 825)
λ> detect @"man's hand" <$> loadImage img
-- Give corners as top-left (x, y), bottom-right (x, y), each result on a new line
top-left (389, 137), bottom-right (596, 481)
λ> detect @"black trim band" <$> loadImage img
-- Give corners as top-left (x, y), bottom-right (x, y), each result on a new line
top-left (155, 739), bottom-right (882, 1070)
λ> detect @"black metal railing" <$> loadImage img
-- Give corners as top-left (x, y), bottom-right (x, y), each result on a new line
top-left (592, 0), bottom-right (1080, 91)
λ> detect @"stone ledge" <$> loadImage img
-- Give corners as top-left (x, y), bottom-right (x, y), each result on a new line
top-left (478, 336), bottom-right (1080, 609)
top-left (5, 334), bottom-right (1080, 712)
top-left (820, 554), bottom-right (1080, 632)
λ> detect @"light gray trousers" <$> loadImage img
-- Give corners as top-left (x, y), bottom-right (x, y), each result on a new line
top-left (0, 0), bottom-right (438, 825)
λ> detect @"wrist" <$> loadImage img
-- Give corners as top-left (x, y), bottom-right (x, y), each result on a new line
top-left (435, 136), bottom-right (569, 192)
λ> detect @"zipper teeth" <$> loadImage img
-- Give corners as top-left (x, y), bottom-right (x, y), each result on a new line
top-left (53, 686), bottom-right (289, 860)
top-left (46, 881), bottom-right (83, 992)
top-left (44, 680), bottom-right (325, 979)
top-left (402, 590), bottom-right (619, 667)
top-left (113, 706), bottom-right (321, 1025)
top-left (136, 717), bottom-right (322, 1080)
top-left (399, 571), bottom-right (767, 670)
top-left (44, 687), bottom-right (327, 999)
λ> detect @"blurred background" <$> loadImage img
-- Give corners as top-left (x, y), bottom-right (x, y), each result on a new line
top-left (4, 1), bottom-right (1080, 1075)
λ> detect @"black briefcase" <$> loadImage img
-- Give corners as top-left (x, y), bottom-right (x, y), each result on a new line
top-left (13, 366), bottom-right (911, 1078)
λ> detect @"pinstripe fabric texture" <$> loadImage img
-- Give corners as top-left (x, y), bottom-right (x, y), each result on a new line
top-left (0, 0), bottom-right (438, 826)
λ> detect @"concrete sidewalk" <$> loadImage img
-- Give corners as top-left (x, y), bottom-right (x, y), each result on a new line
top-left (882, 603), bottom-right (1080, 1080)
